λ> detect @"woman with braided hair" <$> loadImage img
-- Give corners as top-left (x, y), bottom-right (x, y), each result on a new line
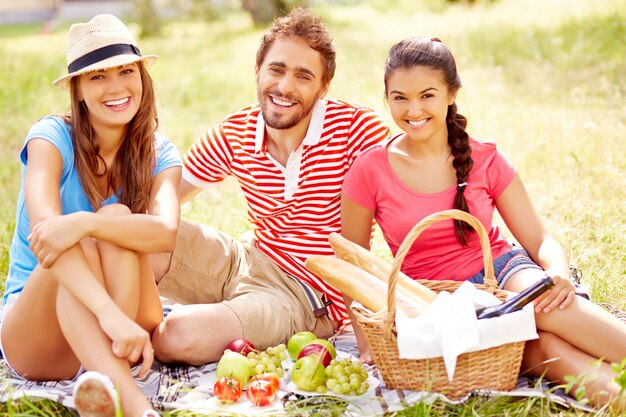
top-left (340, 36), bottom-right (625, 409)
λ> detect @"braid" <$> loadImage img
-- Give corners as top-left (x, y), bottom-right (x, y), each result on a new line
top-left (447, 103), bottom-right (474, 245)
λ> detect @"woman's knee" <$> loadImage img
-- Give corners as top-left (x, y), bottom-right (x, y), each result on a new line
top-left (97, 203), bottom-right (131, 215)
top-left (535, 331), bottom-right (569, 356)
top-left (94, 206), bottom-right (135, 255)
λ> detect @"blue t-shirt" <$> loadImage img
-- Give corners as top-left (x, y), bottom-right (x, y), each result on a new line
top-left (3, 116), bottom-right (182, 304)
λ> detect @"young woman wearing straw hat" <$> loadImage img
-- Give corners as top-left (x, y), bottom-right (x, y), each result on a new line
top-left (0, 14), bottom-right (181, 417)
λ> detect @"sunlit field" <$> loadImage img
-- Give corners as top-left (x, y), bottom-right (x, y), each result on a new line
top-left (0, 0), bottom-right (624, 415)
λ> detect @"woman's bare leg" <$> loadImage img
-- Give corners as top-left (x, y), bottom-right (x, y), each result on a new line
top-left (95, 204), bottom-right (162, 332)
top-left (505, 269), bottom-right (626, 363)
top-left (2, 226), bottom-right (158, 416)
top-left (505, 269), bottom-right (626, 410)
top-left (56, 284), bottom-right (152, 416)
top-left (1, 264), bottom-right (81, 380)
top-left (523, 332), bottom-right (625, 411)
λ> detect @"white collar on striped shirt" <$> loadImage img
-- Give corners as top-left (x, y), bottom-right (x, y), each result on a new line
top-left (254, 99), bottom-right (327, 154)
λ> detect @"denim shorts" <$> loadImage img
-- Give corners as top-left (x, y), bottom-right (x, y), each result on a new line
top-left (466, 247), bottom-right (542, 289)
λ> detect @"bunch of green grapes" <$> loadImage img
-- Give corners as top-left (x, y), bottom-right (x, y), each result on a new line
top-left (324, 358), bottom-right (370, 396)
top-left (246, 343), bottom-right (288, 378)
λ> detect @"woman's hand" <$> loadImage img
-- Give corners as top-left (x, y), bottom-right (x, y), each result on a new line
top-left (28, 212), bottom-right (88, 268)
top-left (98, 307), bottom-right (154, 378)
top-left (533, 270), bottom-right (576, 314)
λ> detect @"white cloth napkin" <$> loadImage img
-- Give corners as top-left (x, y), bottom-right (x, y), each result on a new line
top-left (395, 281), bottom-right (538, 381)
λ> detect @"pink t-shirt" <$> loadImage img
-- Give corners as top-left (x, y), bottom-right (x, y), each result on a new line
top-left (342, 137), bottom-right (516, 281)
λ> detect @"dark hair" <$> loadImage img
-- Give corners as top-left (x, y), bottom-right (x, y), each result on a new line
top-left (385, 36), bottom-right (474, 245)
top-left (66, 62), bottom-right (157, 213)
top-left (256, 8), bottom-right (336, 86)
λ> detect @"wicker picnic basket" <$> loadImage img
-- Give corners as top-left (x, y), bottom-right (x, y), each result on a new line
top-left (351, 209), bottom-right (526, 398)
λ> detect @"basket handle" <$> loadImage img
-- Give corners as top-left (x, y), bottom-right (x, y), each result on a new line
top-left (383, 209), bottom-right (495, 335)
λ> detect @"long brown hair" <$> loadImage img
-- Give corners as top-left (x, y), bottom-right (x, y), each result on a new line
top-left (384, 36), bottom-right (474, 245)
top-left (65, 63), bottom-right (158, 213)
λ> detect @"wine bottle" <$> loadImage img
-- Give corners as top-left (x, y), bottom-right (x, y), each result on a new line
top-left (475, 276), bottom-right (554, 320)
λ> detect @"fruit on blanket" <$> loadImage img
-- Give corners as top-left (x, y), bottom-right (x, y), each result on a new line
top-left (224, 338), bottom-right (256, 356)
top-left (246, 378), bottom-right (276, 406)
top-left (297, 343), bottom-right (332, 367)
top-left (246, 344), bottom-right (287, 378)
top-left (287, 331), bottom-right (317, 361)
top-left (249, 373), bottom-right (280, 393)
top-left (216, 351), bottom-right (253, 387)
top-left (291, 355), bottom-right (327, 391)
top-left (213, 376), bottom-right (242, 403)
top-left (308, 339), bottom-right (336, 360)
top-left (324, 357), bottom-right (370, 396)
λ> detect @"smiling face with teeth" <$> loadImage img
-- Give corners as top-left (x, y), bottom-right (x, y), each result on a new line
top-left (255, 38), bottom-right (329, 131)
top-left (386, 66), bottom-right (457, 145)
top-left (77, 62), bottom-right (143, 135)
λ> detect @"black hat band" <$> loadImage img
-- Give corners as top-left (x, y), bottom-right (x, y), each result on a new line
top-left (68, 43), bottom-right (141, 73)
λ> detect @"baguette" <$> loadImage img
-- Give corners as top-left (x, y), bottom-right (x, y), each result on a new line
top-left (305, 255), bottom-right (425, 317)
top-left (329, 232), bottom-right (437, 304)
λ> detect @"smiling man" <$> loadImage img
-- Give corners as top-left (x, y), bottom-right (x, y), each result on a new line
top-left (151, 8), bottom-right (390, 365)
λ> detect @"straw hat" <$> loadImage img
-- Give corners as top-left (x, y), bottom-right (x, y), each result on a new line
top-left (53, 14), bottom-right (158, 90)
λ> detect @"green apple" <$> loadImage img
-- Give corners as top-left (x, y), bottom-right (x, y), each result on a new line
top-left (291, 355), bottom-right (327, 391)
top-left (287, 331), bottom-right (317, 361)
top-left (308, 338), bottom-right (337, 360)
top-left (216, 351), bottom-right (253, 387)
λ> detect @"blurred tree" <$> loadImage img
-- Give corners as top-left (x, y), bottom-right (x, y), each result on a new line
top-left (241, 0), bottom-right (308, 26)
top-left (133, 0), bottom-right (162, 38)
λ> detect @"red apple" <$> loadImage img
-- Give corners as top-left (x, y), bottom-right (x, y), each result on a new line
top-left (309, 338), bottom-right (336, 360)
top-left (224, 338), bottom-right (256, 356)
top-left (297, 343), bottom-right (332, 367)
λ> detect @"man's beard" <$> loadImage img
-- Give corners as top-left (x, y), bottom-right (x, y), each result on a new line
top-left (258, 87), bottom-right (318, 130)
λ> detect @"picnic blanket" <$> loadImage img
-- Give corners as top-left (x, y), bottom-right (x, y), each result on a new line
top-left (0, 323), bottom-right (598, 416)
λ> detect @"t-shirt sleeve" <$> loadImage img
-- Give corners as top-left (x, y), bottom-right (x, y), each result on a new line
top-left (346, 107), bottom-right (390, 164)
top-left (154, 133), bottom-right (182, 175)
top-left (486, 143), bottom-right (517, 199)
top-left (182, 124), bottom-right (232, 188)
top-left (342, 154), bottom-right (377, 210)
top-left (20, 116), bottom-right (72, 171)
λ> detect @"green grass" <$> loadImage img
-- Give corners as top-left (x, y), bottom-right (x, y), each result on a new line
top-left (0, 0), bottom-right (624, 415)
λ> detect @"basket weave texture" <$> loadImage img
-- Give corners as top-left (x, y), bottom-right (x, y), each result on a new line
top-left (351, 209), bottom-right (526, 398)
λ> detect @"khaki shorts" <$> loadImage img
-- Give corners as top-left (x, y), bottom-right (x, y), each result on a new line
top-left (157, 220), bottom-right (338, 349)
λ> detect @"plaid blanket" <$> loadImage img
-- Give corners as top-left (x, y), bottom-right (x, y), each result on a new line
top-left (0, 324), bottom-right (596, 415)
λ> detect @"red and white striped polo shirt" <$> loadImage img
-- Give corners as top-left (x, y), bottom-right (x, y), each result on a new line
top-left (182, 98), bottom-right (390, 320)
